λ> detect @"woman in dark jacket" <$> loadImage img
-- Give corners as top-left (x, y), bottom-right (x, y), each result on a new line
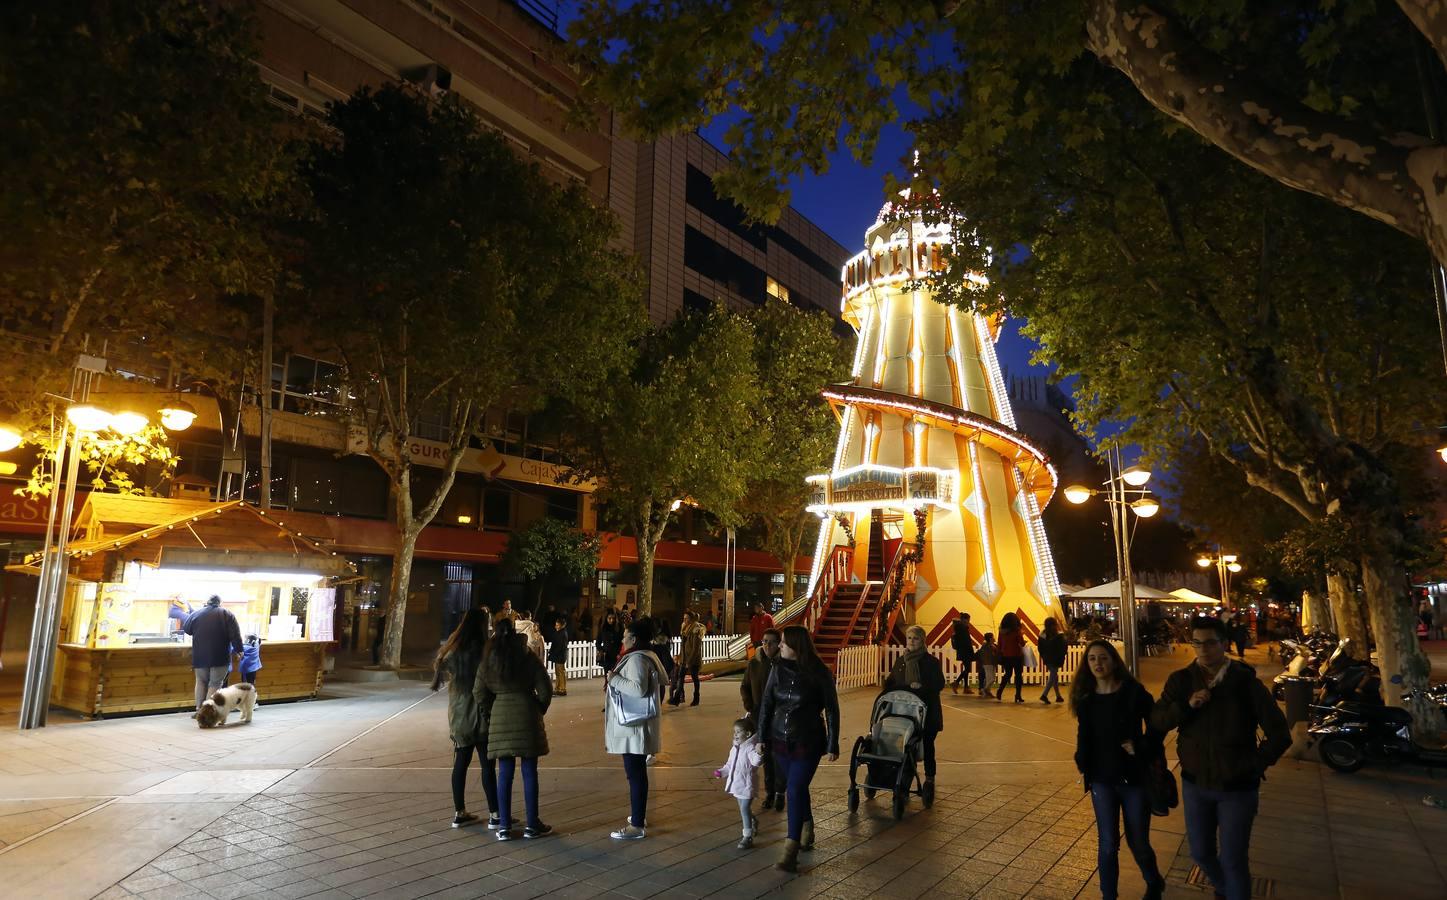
top-left (476, 618), bottom-right (554, 841)
top-left (430, 610), bottom-right (500, 829)
top-left (596, 611), bottom-right (623, 674)
top-left (995, 612), bottom-right (1027, 702)
top-left (756, 625), bottom-right (840, 873)
top-left (1038, 617), bottom-right (1068, 704)
top-left (883, 625), bottom-right (944, 785)
top-left (1071, 639), bottom-right (1165, 900)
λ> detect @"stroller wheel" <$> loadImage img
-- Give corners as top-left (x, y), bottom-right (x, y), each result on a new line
top-left (847, 787), bottom-right (859, 813)
top-left (892, 789), bottom-right (907, 820)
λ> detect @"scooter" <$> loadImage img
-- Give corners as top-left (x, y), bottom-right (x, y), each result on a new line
top-left (1309, 683), bottom-right (1447, 773)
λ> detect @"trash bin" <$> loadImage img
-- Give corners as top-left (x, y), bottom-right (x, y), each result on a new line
top-left (1281, 676), bottom-right (1315, 727)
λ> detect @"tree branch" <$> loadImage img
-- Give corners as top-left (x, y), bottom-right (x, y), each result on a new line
top-left (1397, 1), bottom-right (1447, 77)
top-left (1085, 1), bottom-right (1433, 250)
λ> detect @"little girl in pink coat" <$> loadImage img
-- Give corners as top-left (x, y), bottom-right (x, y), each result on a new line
top-left (713, 717), bottom-right (766, 848)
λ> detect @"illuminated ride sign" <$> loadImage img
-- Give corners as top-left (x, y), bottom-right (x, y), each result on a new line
top-left (806, 464), bottom-right (958, 514)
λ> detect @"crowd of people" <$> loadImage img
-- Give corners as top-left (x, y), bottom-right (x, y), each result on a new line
top-left (428, 601), bottom-right (1290, 898)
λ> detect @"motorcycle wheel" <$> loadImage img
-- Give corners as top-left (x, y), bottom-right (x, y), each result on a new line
top-left (1318, 736), bottom-right (1367, 773)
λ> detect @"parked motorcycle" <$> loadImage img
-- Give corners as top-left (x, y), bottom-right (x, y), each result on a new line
top-left (1309, 681), bottom-right (1447, 773)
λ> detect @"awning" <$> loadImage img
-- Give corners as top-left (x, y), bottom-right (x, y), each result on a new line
top-left (1167, 587), bottom-right (1220, 605)
top-left (1065, 579), bottom-right (1174, 600)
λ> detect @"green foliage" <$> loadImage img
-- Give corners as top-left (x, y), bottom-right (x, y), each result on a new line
top-left (19, 424), bottom-right (178, 498)
top-left (500, 517), bottom-right (602, 609)
top-left (735, 300), bottom-right (850, 601)
top-left (0, 1), bottom-right (294, 429)
top-left (555, 304), bottom-right (759, 611)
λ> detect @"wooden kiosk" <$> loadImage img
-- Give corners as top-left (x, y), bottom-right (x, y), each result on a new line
top-left (35, 496), bottom-right (353, 717)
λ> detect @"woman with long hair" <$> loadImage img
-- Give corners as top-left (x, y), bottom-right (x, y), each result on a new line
top-left (431, 609), bottom-right (501, 829)
top-left (605, 617), bottom-right (667, 840)
top-left (476, 617), bottom-right (553, 840)
top-left (1071, 640), bottom-right (1165, 900)
top-left (995, 611), bottom-right (1026, 703)
top-left (596, 610), bottom-right (623, 673)
top-left (1038, 617), bottom-right (1068, 704)
top-left (756, 625), bottom-right (840, 873)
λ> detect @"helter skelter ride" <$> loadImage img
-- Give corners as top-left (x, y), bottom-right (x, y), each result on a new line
top-left (793, 193), bottom-right (1065, 668)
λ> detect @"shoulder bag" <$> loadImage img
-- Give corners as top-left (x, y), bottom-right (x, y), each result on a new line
top-left (610, 656), bottom-right (659, 726)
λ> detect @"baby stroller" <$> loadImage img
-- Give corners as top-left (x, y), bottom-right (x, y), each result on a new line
top-left (846, 689), bottom-right (933, 819)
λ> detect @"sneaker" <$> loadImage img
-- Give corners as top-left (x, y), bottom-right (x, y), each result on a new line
top-left (645, 754), bottom-right (657, 766)
top-left (523, 823), bottom-right (553, 839)
top-left (737, 834), bottom-right (754, 849)
top-left (451, 812), bottom-right (480, 828)
top-left (1424, 794), bottom-right (1447, 809)
top-left (611, 824), bottom-right (646, 840)
top-left (951, 683), bottom-right (959, 695)
top-left (486, 815), bottom-right (516, 830)
top-left (496, 829), bottom-right (515, 842)
top-left (1041, 696), bottom-right (1051, 704)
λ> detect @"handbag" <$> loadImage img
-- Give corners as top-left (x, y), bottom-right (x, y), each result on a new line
top-left (1023, 642), bottom-right (1039, 669)
top-left (1147, 754), bottom-right (1179, 816)
top-left (609, 656), bottom-right (660, 726)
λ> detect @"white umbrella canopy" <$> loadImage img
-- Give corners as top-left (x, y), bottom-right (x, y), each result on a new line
top-left (1167, 587), bottom-right (1220, 605)
top-left (1066, 580), bottom-right (1174, 600)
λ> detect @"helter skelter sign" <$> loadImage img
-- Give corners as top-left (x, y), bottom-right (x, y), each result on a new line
top-left (803, 193), bottom-right (1065, 644)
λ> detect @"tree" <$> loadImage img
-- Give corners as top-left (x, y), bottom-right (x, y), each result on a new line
top-left (573, 0), bottom-right (1447, 723)
top-left (499, 516), bottom-right (602, 614)
top-left (0, 1), bottom-right (291, 428)
top-left (556, 305), bottom-right (759, 616)
top-left (736, 300), bottom-right (850, 607)
top-left (297, 86), bottom-right (643, 669)
top-left (574, 1), bottom-right (1447, 267)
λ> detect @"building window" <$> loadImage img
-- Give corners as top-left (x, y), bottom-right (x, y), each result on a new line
top-left (684, 226), bottom-right (766, 302)
top-left (483, 488), bottom-right (512, 529)
top-left (766, 277), bottom-right (790, 303)
top-left (271, 353), bottom-right (342, 415)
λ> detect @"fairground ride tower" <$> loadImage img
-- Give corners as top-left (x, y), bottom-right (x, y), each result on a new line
top-left (802, 198), bottom-right (1063, 659)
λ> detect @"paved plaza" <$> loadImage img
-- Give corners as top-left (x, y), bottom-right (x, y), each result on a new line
top-left (0, 647), bottom-right (1444, 900)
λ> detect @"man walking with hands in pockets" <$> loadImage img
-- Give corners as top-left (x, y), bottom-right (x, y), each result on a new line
top-left (1152, 616), bottom-right (1289, 900)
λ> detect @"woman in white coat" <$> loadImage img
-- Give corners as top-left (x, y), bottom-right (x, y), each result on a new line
top-left (605, 617), bottom-right (666, 840)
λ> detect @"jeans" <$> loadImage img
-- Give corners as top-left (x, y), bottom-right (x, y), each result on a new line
top-left (737, 796), bottom-right (755, 835)
top-left (496, 756), bottom-right (541, 830)
top-left (953, 657), bottom-right (974, 686)
top-left (922, 732), bottom-right (937, 778)
top-left (774, 750), bottom-right (823, 841)
top-left (1041, 666), bottom-right (1061, 699)
top-left (1090, 781), bottom-right (1163, 899)
top-left (1183, 779), bottom-right (1258, 900)
top-left (622, 752), bottom-right (648, 827)
top-left (979, 664), bottom-right (996, 694)
top-left (451, 745), bottom-right (498, 815)
top-left (997, 657), bottom-right (1024, 698)
top-left (193, 666), bottom-right (228, 709)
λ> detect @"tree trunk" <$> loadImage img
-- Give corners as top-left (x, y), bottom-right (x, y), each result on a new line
top-left (1326, 571), bottom-right (1369, 658)
top-left (637, 530), bottom-right (656, 617)
top-left (381, 525), bottom-right (419, 670)
top-left (1360, 547), bottom-right (1440, 733)
top-left (1301, 589), bottom-right (1333, 634)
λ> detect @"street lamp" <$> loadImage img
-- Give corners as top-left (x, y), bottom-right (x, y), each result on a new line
top-left (0, 423), bottom-right (22, 453)
top-left (1196, 547), bottom-right (1242, 606)
top-left (1063, 448), bottom-right (1159, 675)
top-left (20, 359), bottom-right (195, 730)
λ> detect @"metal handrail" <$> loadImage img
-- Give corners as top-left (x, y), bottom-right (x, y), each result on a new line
top-left (725, 543), bottom-right (853, 660)
top-left (868, 539), bottom-right (916, 644)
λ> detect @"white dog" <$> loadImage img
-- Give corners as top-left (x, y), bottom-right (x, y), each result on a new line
top-left (196, 682), bottom-right (257, 728)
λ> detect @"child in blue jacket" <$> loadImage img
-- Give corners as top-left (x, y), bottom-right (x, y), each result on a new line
top-left (239, 634), bottom-right (263, 686)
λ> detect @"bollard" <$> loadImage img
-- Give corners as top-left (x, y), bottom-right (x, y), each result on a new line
top-left (1282, 676), bottom-right (1315, 728)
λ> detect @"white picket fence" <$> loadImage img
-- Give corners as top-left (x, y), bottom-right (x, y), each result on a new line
top-left (546, 634), bottom-right (745, 680)
top-left (837, 642), bottom-right (1119, 690)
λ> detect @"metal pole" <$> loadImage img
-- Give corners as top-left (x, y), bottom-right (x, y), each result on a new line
top-left (18, 417), bottom-right (67, 729)
top-left (1115, 449), bottom-right (1139, 676)
top-left (31, 418), bottom-right (85, 727)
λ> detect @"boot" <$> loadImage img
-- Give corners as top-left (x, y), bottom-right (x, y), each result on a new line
top-left (776, 839), bottom-right (800, 872)
top-left (799, 820), bottom-right (815, 851)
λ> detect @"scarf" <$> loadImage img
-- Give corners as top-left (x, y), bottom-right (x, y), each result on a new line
top-left (901, 646), bottom-right (927, 685)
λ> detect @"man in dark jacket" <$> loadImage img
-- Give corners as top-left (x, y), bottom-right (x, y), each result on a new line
top-left (547, 615), bottom-right (569, 696)
top-left (950, 612), bottom-right (975, 694)
top-left (741, 628), bottom-right (781, 808)
top-left (1152, 617), bottom-right (1289, 900)
top-left (183, 594), bottom-right (243, 713)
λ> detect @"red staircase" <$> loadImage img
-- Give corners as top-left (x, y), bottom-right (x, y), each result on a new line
top-left (812, 581), bottom-right (884, 671)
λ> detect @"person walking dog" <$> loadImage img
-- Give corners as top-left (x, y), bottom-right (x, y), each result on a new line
top-left (183, 595), bottom-right (243, 715)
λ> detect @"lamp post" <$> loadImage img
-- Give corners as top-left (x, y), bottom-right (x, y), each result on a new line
top-left (1064, 447), bottom-right (1159, 675)
top-left (1196, 547), bottom-right (1243, 608)
top-left (18, 355), bottom-right (192, 730)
